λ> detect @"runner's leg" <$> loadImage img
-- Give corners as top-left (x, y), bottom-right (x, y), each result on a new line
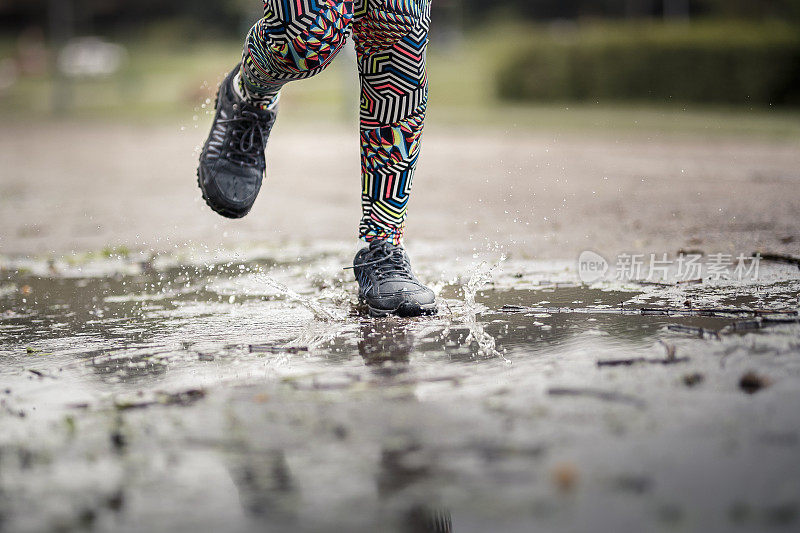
top-left (240, 0), bottom-right (355, 107)
top-left (351, 0), bottom-right (431, 244)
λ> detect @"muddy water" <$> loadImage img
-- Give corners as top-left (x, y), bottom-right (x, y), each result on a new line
top-left (1, 245), bottom-right (800, 533)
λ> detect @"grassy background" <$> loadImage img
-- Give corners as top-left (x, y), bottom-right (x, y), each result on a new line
top-left (496, 21), bottom-right (800, 106)
top-left (1, 23), bottom-right (799, 139)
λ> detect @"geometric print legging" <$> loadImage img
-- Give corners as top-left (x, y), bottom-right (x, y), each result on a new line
top-left (240, 0), bottom-right (430, 244)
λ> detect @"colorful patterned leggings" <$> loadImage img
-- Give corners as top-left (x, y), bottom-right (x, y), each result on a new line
top-left (241, 0), bottom-right (430, 244)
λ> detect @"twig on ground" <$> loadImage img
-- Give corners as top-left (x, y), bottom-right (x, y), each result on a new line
top-left (597, 357), bottom-right (648, 367)
top-left (27, 368), bottom-right (55, 379)
top-left (631, 280), bottom-right (673, 287)
top-left (249, 344), bottom-right (309, 354)
top-left (722, 319), bottom-right (764, 333)
top-left (629, 278), bottom-right (701, 287)
top-left (547, 387), bottom-right (646, 408)
top-left (721, 316), bottom-right (799, 334)
top-left (114, 388), bottom-right (206, 410)
top-left (756, 252), bottom-right (800, 269)
top-left (763, 317), bottom-right (800, 325)
top-left (667, 324), bottom-right (721, 340)
top-left (499, 304), bottom-right (796, 319)
top-left (596, 340), bottom-right (689, 367)
top-left (597, 355), bottom-right (689, 368)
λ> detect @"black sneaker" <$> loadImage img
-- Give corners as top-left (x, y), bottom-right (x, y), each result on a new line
top-left (352, 240), bottom-right (437, 318)
top-left (197, 65), bottom-right (277, 219)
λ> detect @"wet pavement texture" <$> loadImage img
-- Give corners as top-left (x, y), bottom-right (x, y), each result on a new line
top-left (1, 244), bottom-right (800, 533)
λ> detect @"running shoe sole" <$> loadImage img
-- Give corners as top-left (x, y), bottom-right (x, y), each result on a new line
top-left (197, 168), bottom-right (251, 219)
top-left (359, 296), bottom-right (438, 318)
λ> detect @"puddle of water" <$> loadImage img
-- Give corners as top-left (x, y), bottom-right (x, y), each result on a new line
top-left (2, 246), bottom-right (799, 393)
top-left (1, 244), bottom-right (800, 532)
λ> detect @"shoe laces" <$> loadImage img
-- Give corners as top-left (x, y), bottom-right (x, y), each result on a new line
top-left (348, 241), bottom-right (414, 282)
top-left (220, 106), bottom-right (272, 167)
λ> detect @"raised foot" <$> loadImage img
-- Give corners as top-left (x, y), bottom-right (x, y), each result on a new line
top-left (197, 64), bottom-right (277, 219)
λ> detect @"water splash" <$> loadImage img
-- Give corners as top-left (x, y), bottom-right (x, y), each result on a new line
top-left (461, 255), bottom-right (509, 362)
top-left (463, 255), bottom-right (506, 311)
top-left (255, 271), bottom-right (341, 322)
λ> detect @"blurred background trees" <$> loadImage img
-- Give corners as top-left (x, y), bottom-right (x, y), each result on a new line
top-left (0, 0), bottom-right (798, 113)
top-left (2, 0), bottom-right (800, 37)
top-left (456, 0), bottom-right (800, 21)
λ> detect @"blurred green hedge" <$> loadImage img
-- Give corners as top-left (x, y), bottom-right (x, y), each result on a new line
top-left (496, 23), bottom-right (800, 106)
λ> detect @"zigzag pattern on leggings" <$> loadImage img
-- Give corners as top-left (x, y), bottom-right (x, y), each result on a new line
top-left (354, 0), bottom-right (429, 242)
top-left (357, 20), bottom-right (428, 125)
top-left (358, 108), bottom-right (423, 241)
top-left (238, 0), bottom-right (429, 244)
top-left (241, 0), bottom-right (354, 104)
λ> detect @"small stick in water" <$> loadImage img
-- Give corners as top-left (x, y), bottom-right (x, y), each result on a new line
top-left (756, 252), bottom-right (800, 269)
top-left (547, 387), bottom-right (646, 408)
